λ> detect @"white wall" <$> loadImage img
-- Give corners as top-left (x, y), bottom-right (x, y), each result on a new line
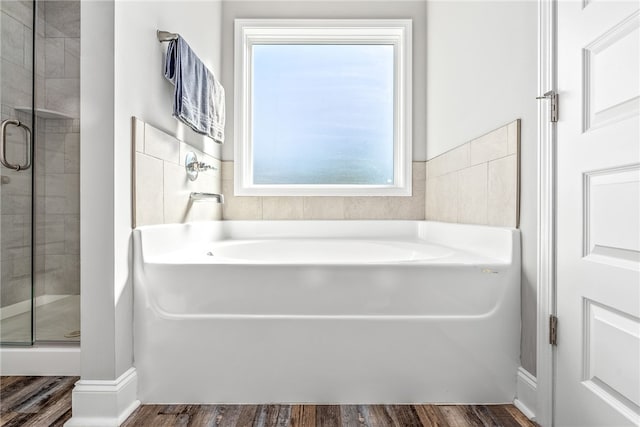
top-left (81, 0), bottom-right (117, 380)
top-left (426, 0), bottom-right (538, 374)
top-left (220, 0), bottom-right (427, 161)
top-left (114, 1), bottom-right (223, 159)
top-left (426, 1), bottom-right (537, 159)
top-left (81, 0), bottom-right (223, 380)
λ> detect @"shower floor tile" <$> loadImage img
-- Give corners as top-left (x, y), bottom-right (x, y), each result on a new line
top-left (0, 295), bottom-right (80, 342)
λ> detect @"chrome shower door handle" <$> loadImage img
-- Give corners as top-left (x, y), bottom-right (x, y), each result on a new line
top-left (0, 119), bottom-right (32, 171)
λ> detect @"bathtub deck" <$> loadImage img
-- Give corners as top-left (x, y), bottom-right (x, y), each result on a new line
top-left (1, 376), bottom-right (538, 427)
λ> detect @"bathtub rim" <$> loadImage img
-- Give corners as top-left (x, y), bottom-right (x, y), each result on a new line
top-left (134, 220), bottom-right (519, 265)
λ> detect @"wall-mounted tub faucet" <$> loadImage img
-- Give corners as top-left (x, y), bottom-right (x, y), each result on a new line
top-left (185, 151), bottom-right (217, 181)
top-left (190, 192), bottom-right (224, 203)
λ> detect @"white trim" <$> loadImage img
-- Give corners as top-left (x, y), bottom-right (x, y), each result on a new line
top-left (64, 367), bottom-right (140, 427)
top-left (233, 19), bottom-right (412, 196)
top-left (537, 0), bottom-right (557, 426)
top-left (0, 294), bottom-right (71, 320)
top-left (0, 344), bottom-right (80, 376)
top-left (514, 367), bottom-right (538, 421)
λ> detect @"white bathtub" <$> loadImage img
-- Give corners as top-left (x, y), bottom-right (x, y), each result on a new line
top-left (133, 221), bottom-right (520, 404)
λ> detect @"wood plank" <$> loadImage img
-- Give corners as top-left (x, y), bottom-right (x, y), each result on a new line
top-left (316, 405), bottom-right (341, 427)
top-left (187, 404), bottom-right (219, 427)
top-left (385, 405), bottom-right (422, 426)
top-left (16, 376), bottom-right (76, 414)
top-left (302, 404), bottom-right (316, 427)
top-left (251, 405), bottom-right (279, 427)
top-left (275, 404), bottom-right (292, 427)
top-left (462, 405), bottom-right (491, 426)
top-left (0, 411), bottom-right (31, 427)
top-left (46, 408), bottom-right (73, 427)
top-left (0, 377), bottom-right (53, 412)
top-left (0, 377), bottom-right (25, 393)
top-left (236, 405), bottom-right (258, 426)
top-left (486, 404), bottom-right (530, 427)
top-left (503, 404), bottom-right (538, 427)
top-left (340, 405), bottom-right (368, 427)
top-left (470, 405), bottom-right (502, 427)
top-left (19, 384), bottom-right (73, 427)
top-left (139, 404), bottom-right (188, 427)
top-left (214, 405), bottom-right (244, 427)
top-left (437, 405), bottom-right (471, 427)
top-left (365, 404), bottom-right (395, 427)
top-left (121, 404), bottom-right (160, 427)
top-left (290, 404), bottom-right (316, 427)
top-left (413, 404), bottom-right (448, 427)
top-left (290, 405), bottom-right (303, 427)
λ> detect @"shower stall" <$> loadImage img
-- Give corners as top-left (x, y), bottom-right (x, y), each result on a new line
top-left (1, 1), bottom-right (80, 345)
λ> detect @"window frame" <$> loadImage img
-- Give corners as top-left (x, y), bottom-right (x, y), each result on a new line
top-left (234, 19), bottom-right (413, 196)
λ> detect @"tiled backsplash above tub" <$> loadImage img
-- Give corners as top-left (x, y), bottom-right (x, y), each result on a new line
top-left (133, 118), bottom-right (516, 224)
top-left (132, 117), bottom-right (222, 227)
top-left (426, 120), bottom-right (520, 228)
top-left (220, 162), bottom-right (426, 220)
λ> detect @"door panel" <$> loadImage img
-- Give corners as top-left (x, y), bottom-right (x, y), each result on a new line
top-left (584, 165), bottom-right (640, 269)
top-left (583, 12), bottom-right (639, 131)
top-left (0, 1), bottom-right (34, 345)
top-left (583, 299), bottom-right (640, 420)
top-left (556, 1), bottom-right (640, 426)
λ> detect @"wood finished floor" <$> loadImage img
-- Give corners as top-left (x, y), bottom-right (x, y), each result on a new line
top-left (1, 377), bottom-right (538, 427)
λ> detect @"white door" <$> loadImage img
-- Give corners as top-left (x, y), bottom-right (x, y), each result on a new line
top-left (555, 0), bottom-right (640, 426)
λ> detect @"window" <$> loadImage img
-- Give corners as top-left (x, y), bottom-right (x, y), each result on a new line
top-left (234, 19), bottom-right (412, 196)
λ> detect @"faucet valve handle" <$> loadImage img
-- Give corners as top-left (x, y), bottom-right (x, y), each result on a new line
top-left (185, 151), bottom-right (217, 181)
top-left (196, 162), bottom-right (217, 172)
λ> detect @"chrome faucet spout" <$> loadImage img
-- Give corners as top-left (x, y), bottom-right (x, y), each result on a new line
top-left (190, 192), bottom-right (224, 203)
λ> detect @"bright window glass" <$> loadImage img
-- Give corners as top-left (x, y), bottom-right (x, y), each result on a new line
top-left (252, 44), bottom-right (395, 185)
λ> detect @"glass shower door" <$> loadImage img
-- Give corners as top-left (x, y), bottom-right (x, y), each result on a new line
top-left (0, 1), bottom-right (35, 345)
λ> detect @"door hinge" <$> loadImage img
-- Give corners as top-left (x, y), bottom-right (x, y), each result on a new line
top-left (550, 314), bottom-right (558, 346)
top-left (536, 90), bottom-right (559, 123)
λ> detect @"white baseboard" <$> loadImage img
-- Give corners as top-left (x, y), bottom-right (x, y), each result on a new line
top-left (0, 344), bottom-right (80, 376)
top-left (64, 367), bottom-right (140, 427)
top-left (514, 366), bottom-right (537, 421)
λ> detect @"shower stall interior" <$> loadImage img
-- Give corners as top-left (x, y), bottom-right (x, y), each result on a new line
top-left (1, 0), bottom-right (80, 344)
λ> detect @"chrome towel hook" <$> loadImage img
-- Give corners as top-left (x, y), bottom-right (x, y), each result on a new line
top-left (157, 30), bottom-right (179, 42)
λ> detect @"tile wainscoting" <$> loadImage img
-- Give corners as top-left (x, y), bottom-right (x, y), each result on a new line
top-left (132, 118), bottom-right (222, 227)
top-left (132, 119), bottom-right (518, 226)
top-left (426, 120), bottom-right (520, 228)
top-left (220, 162), bottom-right (426, 220)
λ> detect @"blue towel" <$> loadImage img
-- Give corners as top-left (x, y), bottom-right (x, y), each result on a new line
top-left (164, 36), bottom-right (225, 143)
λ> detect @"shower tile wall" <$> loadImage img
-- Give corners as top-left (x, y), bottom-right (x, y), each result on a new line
top-left (34, 1), bottom-right (80, 298)
top-left (1, 1), bottom-right (38, 306)
top-left (42, 1), bottom-right (80, 117)
top-left (37, 119), bottom-right (80, 296)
